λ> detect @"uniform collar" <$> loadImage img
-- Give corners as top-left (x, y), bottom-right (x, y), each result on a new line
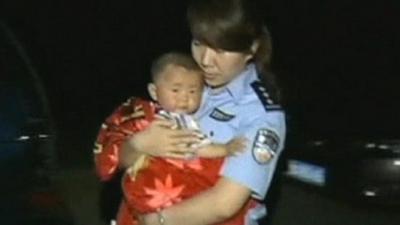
top-left (206, 64), bottom-right (258, 103)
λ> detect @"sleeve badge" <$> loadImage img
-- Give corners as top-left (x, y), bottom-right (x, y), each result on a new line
top-left (252, 129), bottom-right (280, 164)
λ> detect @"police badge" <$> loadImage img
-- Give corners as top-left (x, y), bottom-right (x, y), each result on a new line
top-left (252, 129), bottom-right (280, 164)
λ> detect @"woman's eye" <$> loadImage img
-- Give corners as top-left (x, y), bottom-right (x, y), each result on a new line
top-left (215, 48), bottom-right (226, 54)
top-left (192, 40), bottom-right (202, 46)
top-left (172, 89), bottom-right (179, 93)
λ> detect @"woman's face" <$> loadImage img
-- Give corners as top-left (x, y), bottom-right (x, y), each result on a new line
top-left (191, 40), bottom-right (253, 88)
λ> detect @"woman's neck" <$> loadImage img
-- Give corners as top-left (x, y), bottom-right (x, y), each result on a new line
top-left (208, 83), bottom-right (227, 95)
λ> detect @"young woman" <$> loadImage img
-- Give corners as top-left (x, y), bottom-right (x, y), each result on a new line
top-left (95, 0), bottom-right (286, 224)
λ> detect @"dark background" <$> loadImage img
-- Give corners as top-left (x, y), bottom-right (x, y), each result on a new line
top-left (1, 0), bottom-right (195, 165)
top-left (1, 0), bottom-right (399, 224)
top-left (2, 0), bottom-right (398, 153)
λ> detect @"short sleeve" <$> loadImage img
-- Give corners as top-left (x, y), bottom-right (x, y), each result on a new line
top-left (220, 110), bottom-right (286, 199)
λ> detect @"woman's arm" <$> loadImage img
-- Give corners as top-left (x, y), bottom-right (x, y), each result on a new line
top-left (141, 111), bottom-right (286, 225)
top-left (120, 117), bottom-right (202, 168)
top-left (94, 98), bottom-right (200, 179)
top-left (142, 177), bottom-right (252, 225)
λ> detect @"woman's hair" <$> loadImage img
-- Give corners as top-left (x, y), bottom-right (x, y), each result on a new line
top-left (150, 52), bottom-right (202, 82)
top-left (187, 0), bottom-right (281, 103)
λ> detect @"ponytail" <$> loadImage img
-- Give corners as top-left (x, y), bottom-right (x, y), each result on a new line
top-left (254, 26), bottom-right (282, 104)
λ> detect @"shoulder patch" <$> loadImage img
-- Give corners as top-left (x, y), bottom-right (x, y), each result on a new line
top-left (252, 128), bottom-right (280, 164)
top-left (250, 81), bottom-right (281, 111)
top-left (209, 108), bottom-right (235, 122)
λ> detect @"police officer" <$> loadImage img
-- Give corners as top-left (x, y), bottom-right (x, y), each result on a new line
top-left (116, 0), bottom-right (286, 224)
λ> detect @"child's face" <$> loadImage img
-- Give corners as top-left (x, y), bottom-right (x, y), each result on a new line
top-left (151, 64), bottom-right (204, 114)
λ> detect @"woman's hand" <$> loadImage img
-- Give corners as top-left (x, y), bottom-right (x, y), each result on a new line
top-left (126, 116), bottom-right (201, 157)
top-left (137, 213), bottom-right (158, 225)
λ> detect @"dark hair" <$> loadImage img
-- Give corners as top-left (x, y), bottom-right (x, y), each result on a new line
top-left (150, 52), bottom-right (203, 82)
top-left (187, 0), bottom-right (281, 103)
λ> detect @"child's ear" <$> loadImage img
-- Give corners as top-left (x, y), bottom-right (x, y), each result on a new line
top-left (147, 83), bottom-right (158, 101)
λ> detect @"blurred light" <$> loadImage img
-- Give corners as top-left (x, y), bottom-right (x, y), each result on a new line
top-left (365, 143), bottom-right (376, 148)
top-left (393, 160), bottom-right (400, 166)
top-left (363, 190), bottom-right (377, 197)
top-left (16, 135), bottom-right (30, 141)
top-left (312, 141), bottom-right (324, 146)
top-left (378, 144), bottom-right (390, 149)
top-left (38, 134), bottom-right (49, 138)
top-left (286, 160), bottom-right (326, 186)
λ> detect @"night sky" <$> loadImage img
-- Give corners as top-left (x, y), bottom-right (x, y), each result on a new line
top-left (1, 0), bottom-right (399, 160)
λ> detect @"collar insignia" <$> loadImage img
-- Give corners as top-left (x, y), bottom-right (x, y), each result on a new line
top-left (251, 81), bottom-right (282, 111)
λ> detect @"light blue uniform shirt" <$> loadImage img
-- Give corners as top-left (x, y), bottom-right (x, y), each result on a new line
top-left (195, 64), bottom-right (286, 201)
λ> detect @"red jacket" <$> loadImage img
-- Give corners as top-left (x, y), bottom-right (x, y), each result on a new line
top-left (94, 97), bottom-right (156, 181)
top-left (94, 97), bottom-right (256, 225)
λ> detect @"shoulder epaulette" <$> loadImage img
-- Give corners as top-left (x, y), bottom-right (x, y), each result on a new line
top-left (250, 81), bottom-right (282, 111)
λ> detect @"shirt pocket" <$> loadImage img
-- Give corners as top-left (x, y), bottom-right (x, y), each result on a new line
top-left (205, 118), bottom-right (239, 144)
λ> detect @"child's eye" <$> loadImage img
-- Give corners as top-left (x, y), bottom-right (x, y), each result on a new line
top-left (172, 89), bottom-right (179, 93)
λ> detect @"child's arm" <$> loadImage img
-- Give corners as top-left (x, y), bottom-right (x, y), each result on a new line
top-left (196, 137), bottom-right (246, 158)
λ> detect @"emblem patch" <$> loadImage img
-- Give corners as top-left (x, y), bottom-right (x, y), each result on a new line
top-left (209, 108), bottom-right (235, 122)
top-left (252, 129), bottom-right (280, 164)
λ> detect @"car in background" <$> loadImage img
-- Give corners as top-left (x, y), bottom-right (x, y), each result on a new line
top-left (283, 114), bottom-right (400, 207)
top-left (0, 20), bottom-right (72, 225)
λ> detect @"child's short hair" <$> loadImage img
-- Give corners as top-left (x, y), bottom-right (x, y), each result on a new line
top-left (150, 52), bottom-right (202, 82)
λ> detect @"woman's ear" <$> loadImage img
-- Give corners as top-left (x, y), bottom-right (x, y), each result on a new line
top-left (245, 40), bottom-right (260, 61)
top-left (147, 83), bottom-right (158, 101)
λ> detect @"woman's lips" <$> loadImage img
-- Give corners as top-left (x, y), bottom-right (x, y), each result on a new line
top-left (204, 73), bottom-right (217, 79)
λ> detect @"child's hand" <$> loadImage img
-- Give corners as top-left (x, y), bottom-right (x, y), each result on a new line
top-left (226, 137), bottom-right (247, 155)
